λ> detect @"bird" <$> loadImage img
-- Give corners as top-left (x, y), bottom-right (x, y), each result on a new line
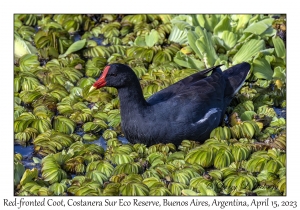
top-left (89, 62), bottom-right (250, 146)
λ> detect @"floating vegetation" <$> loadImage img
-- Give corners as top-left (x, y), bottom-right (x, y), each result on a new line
top-left (14, 14), bottom-right (286, 196)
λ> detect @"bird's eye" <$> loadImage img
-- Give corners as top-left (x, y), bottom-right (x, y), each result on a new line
top-left (110, 73), bottom-right (117, 77)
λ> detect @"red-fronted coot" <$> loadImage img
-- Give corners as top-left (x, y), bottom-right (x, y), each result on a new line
top-left (89, 62), bottom-right (250, 146)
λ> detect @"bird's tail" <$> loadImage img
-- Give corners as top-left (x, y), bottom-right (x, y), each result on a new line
top-left (223, 62), bottom-right (251, 98)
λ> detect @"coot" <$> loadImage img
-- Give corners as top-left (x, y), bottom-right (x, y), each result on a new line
top-left (89, 62), bottom-right (250, 146)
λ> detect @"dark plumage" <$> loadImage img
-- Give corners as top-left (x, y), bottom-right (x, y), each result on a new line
top-left (90, 62), bottom-right (250, 146)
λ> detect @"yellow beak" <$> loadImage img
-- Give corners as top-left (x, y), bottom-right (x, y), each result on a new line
top-left (89, 86), bottom-right (97, 93)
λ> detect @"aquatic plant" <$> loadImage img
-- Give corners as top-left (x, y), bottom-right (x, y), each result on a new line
top-left (14, 14), bottom-right (286, 196)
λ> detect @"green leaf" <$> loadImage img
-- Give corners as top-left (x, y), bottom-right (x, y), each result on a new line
top-left (86, 171), bottom-right (108, 185)
top-left (240, 111), bottom-right (256, 121)
top-left (185, 147), bottom-right (214, 167)
top-left (260, 26), bottom-right (277, 37)
top-left (197, 183), bottom-right (217, 196)
top-left (168, 24), bottom-right (189, 45)
top-left (21, 77), bottom-right (41, 91)
top-left (214, 149), bottom-right (234, 169)
top-left (273, 66), bottom-right (286, 80)
top-left (195, 14), bottom-right (220, 33)
top-left (182, 189), bottom-right (199, 196)
top-left (86, 160), bottom-right (113, 177)
top-left (210, 127), bottom-right (231, 140)
top-left (270, 117), bottom-right (286, 127)
top-left (159, 15), bottom-right (174, 24)
top-left (232, 39), bottom-right (265, 64)
top-left (194, 26), bottom-right (218, 67)
top-left (14, 161), bottom-right (25, 186)
top-left (221, 30), bottom-right (237, 50)
top-left (32, 157), bottom-right (42, 164)
top-left (174, 51), bottom-right (204, 69)
top-left (272, 36), bottom-right (286, 59)
top-left (83, 133), bottom-right (98, 141)
top-left (150, 187), bottom-right (171, 196)
top-left (112, 154), bottom-right (134, 165)
top-left (243, 18), bottom-right (274, 35)
top-left (53, 116), bottom-right (76, 134)
top-left (254, 188), bottom-right (282, 196)
top-left (19, 90), bottom-right (43, 104)
top-left (119, 181), bottom-right (149, 196)
top-left (171, 17), bottom-right (193, 29)
top-left (234, 15), bottom-right (252, 32)
top-left (20, 168), bottom-right (38, 186)
top-left (19, 54), bottom-right (40, 72)
top-left (253, 57), bottom-right (273, 80)
top-left (187, 30), bottom-right (201, 57)
top-left (187, 26), bottom-right (219, 67)
top-left (14, 34), bottom-right (38, 59)
top-left (31, 119), bottom-right (52, 133)
top-left (49, 183), bottom-right (67, 195)
top-left (145, 29), bottom-right (159, 47)
top-left (134, 36), bottom-right (146, 47)
top-left (112, 163), bottom-right (141, 175)
top-left (59, 39), bottom-right (86, 58)
top-left (83, 122), bottom-right (103, 133)
top-left (231, 145), bottom-right (251, 162)
top-left (246, 156), bottom-right (268, 172)
top-left (214, 15), bottom-right (231, 36)
top-left (169, 182), bottom-right (188, 196)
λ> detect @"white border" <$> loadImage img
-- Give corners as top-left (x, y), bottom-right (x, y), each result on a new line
top-left (1, 1), bottom-right (298, 209)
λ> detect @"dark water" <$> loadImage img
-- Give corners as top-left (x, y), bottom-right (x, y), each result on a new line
top-left (85, 136), bottom-right (108, 150)
top-left (118, 136), bottom-right (129, 144)
top-left (72, 33), bottom-right (82, 42)
top-left (71, 33), bottom-right (105, 45)
top-left (14, 144), bottom-right (33, 156)
top-left (274, 107), bottom-right (286, 119)
top-left (85, 136), bottom-right (129, 150)
top-left (90, 37), bottom-right (104, 45)
top-left (14, 144), bottom-right (38, 170)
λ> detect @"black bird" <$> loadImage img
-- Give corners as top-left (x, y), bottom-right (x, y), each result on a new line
top-left (89, 62), bottom-right (250, 146)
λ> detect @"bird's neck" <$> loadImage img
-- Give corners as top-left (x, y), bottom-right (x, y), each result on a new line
top-left (116, 80), bottom-right (148, 114)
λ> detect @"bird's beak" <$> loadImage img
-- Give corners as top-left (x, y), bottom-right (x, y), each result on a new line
top-left (89, 86), bottom-right (97, 93)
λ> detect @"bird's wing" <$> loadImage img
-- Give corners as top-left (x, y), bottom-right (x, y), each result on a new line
top-left (146, 65), bottom-right (222, 105)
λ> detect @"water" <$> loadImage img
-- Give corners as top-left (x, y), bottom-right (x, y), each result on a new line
top-left (72, 33), bottom-right (82, 42)
top-left (118, 136), bottom-right (129, 144)
top-left (85, 136), bottom-right (108, 150)
top-left (85, 135), bottom-right (129, 150)
top-left (71, 33), bottom-right (105, 45)
top-left (90, 37), bottom-right (104, 45)
top-left (14, 144), bottom-right (33, 156)
top-left (14, 144), bottom-right (39, 170)
top-left (274, 107), bottom-right (286, 119)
